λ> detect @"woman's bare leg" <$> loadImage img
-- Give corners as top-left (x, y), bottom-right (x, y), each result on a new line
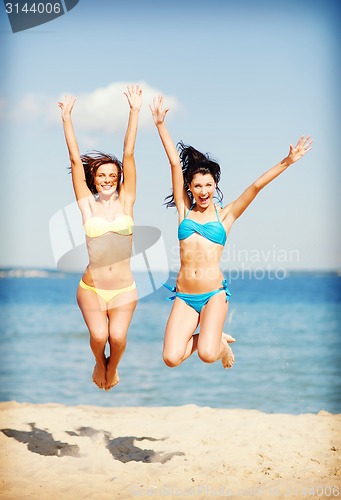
top-left (76, 286), bottom-right (109, 389)
top-left (163, 298), bottom-right (200, 367)
top-left (183, 332), bottom-right (235, 363)
top-left (197, 292), bottom-right (234, 368)
top-left (105, 288), bottom-right (137, 390)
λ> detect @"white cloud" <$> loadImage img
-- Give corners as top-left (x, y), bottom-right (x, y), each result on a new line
top-left (1, 82), bottom-right (181, 132)
top-left (18, 93), bottom-right (41, 116)
top-left (1, 92), bottom-right (51, 123)
top-left (57, 81), bottom-right (180, 132)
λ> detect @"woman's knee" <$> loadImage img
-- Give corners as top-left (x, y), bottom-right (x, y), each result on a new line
top-left (162, 350), bottom-right (183, 368)
top-left (197, 346), bottom-right (219, 364)
top-left (109, 330), bottom-right (127, 349)
top-left (90, 328), bottom-right (108, 344)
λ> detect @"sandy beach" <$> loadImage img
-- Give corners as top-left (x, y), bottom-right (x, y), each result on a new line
top-left (0, 402), bottom-right (340, 499)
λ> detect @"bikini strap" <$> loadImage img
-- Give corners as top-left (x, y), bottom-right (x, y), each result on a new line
top-left (162, 282), bottom-right (176, 301)
top-left (219, 279), bottom-right (232, 299)
top-left (214, 204), bottom-right (222, 222)
top-left (184, 204), bottom-right (194, 219)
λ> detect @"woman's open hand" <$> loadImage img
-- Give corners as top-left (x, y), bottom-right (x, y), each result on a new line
top-left (287, 135), bottom-right (313, 164)
top-left (124, 84), bottom-right (142, 111)
top-left (58, 95), bottom-right (76, 121)
top-left (149, 95), bottom-right (169, 126)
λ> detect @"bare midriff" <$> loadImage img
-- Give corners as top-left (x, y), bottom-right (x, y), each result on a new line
top-left (177, 233), bottom-right (224, 294)
top-left (82, 232), bottom-right (134, 289)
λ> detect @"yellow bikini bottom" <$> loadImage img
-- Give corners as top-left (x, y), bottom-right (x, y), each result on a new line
top-left (79, 279), bottom-right (136, 304)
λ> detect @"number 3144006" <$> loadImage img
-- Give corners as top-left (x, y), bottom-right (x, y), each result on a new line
top-left (6, 3), bottom-right (61, 14)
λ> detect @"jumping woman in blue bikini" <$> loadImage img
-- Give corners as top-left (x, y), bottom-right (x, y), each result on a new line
top-left (150, 95), bottom-right (312, 370)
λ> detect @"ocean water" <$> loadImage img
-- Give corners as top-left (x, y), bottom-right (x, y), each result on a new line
top-left (0, 270), bottom-right (340, 414)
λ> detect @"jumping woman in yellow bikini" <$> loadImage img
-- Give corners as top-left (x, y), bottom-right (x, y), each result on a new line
top-left (150, 96), bottom-right (312, 370)
top-left (58, 85), bottom-right (142, 390)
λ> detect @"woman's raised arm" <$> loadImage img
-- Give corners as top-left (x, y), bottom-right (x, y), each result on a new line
top-left (58, 96), bottom-right (91, 202)
top-left (120, 85), bottom-right (142, 207)
top-left (150, 96), bottom-right (189, 214)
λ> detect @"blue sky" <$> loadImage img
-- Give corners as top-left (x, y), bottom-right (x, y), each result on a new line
top-left (0, 0), bottom-right (340, 272)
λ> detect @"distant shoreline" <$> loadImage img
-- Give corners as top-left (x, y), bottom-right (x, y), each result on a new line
top-left (1, 267), bottom-right (340, 279)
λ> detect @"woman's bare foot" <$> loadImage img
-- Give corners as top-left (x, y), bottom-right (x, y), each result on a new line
top-left (92, 361), bottom-right (106, 389)
top-left (105, 357), bottom-right (120, 391)
top-left (222, 332), bottom-right (236, 344)
top-left (221, 337), bottom-right (235, 369)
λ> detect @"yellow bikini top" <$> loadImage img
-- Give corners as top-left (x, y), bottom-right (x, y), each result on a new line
top-left (83, 214), bottom-right (134, 238)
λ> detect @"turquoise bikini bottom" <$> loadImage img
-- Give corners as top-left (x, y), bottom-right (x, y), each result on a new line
top-left (163, 279), bottom-right (231, 314)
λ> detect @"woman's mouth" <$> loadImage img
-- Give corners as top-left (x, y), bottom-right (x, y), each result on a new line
top-left (199, 195), bottom-right (209, 203)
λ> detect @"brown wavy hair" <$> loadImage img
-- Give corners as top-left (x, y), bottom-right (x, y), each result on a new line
top-left (79, 151), bottom-right (123, 194)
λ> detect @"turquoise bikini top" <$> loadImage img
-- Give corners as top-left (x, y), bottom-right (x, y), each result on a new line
top-left (178, 205), bottom-right (227, 246)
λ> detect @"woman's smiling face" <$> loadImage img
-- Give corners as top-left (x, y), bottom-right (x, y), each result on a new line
top-left (94, 163), bottom-right (119, 196)
top-left (189, 172), bottom-right (216, 208)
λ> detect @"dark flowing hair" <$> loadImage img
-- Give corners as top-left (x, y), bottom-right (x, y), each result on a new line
top-left (78, 151), bottom-right (123, 194)
top-left (164, 142), bottom-right (223, 208)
